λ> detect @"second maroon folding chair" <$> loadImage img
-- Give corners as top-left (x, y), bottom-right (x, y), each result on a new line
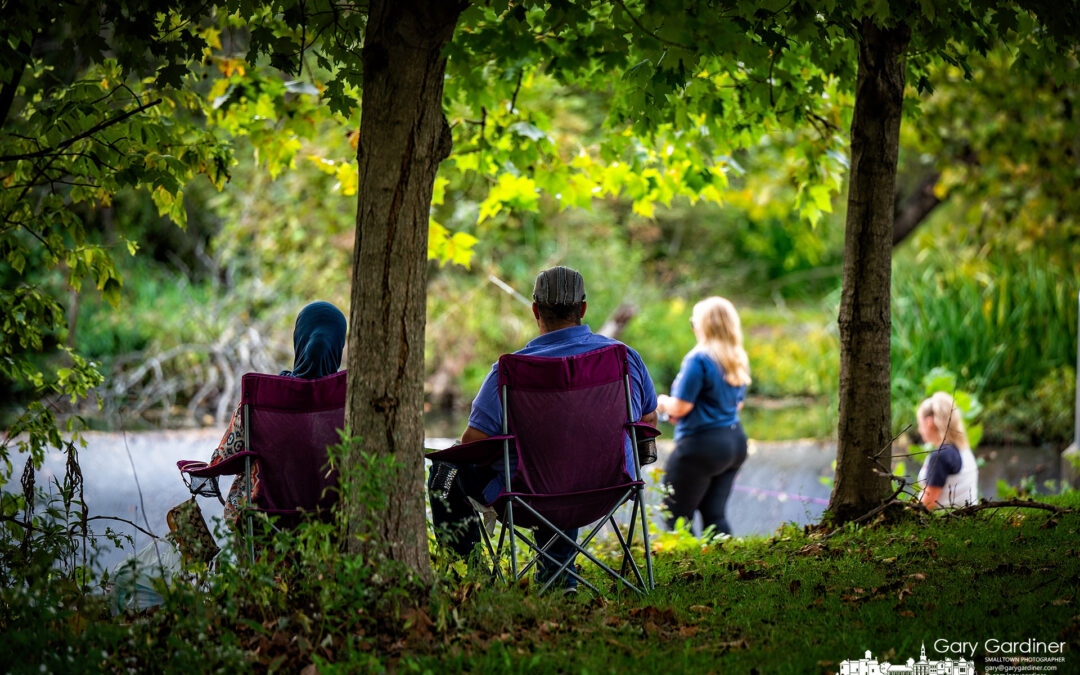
top-left (178, 371), bottom-right (346, 561)
top-left (426, 344), bottom-right (660, 594)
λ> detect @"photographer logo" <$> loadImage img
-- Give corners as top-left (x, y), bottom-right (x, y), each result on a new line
top-left (840, 643), bottom-right (974, 675)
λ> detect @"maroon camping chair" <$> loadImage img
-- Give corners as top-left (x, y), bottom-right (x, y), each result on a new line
top-left (426, 344), bottom-right (660, 595)
top-left (178, 371), bottom-right (347, 560)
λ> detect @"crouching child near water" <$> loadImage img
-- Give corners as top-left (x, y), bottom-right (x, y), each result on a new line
top-left (916, 391), bottom-right (978, 509)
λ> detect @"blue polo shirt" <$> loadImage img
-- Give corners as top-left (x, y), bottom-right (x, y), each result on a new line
top-left (669, 349), bottom-right (746, 440)
top-left (468, 324), bottom-right (658, 502)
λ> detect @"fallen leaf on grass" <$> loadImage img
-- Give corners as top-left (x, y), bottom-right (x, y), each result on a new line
top-left (899, 610), bottom-right (915, 618)
top-left (689, 604), bottom-right (712, 614)
top-left (737, 567), bottom-right (766, 581)
top-left (897, 584), bottom-right (914, 602)
top-left (539, 620), bottom-right (562, 634)
top-left (605, 637), bottom-right (633, 653)
top-left (628, 606), bottom-right (678, 624)
top-left (402, 608), bottom-right (434, 641)
top-left (715, 638), bottom-right (749, 651)
top-left (452, 582), bottom-right (480, 605)
top-left (797, 543), bottom-right (826, 556)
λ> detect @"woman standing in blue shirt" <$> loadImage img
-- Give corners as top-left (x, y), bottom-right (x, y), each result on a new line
top-left (656, 296), bottom-right (750, 537)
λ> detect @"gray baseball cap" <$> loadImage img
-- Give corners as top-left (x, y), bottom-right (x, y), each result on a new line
top-left (532, 266), bottom-right (586, 305)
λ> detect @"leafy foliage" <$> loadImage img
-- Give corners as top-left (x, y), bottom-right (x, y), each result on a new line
top-left (904, 47), bottom-right (1080, 274)
top-left (1, 6), bottom-right (232, 478)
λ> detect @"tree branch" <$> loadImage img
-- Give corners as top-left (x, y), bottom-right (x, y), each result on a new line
top-left (0, 98), bottom-right (162, 163)
top-left (0, 37), bottom-right (35, 130)
top-left (509, 70), bottom-right (524, 113)
top-left (892, 170), bottom-right (942, 246)
top-left (86, 515), bottom-right (162, 540)
top-left (949, 498), bottom-right (1072, 516)
top-left (612, 0), bottom-right (694, 51)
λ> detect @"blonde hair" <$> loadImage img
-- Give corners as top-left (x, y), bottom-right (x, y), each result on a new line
top-left (918, 391), bottom-right (970, 450)
top-left (692, 296), bottom-right (751, 387)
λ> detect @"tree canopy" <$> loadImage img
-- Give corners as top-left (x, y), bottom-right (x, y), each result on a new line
top-left (2, 0), bottom-right (1078, 579)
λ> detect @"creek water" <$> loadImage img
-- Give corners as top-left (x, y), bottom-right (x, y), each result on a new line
top-left (10, 430), bottom-right (1063, 573)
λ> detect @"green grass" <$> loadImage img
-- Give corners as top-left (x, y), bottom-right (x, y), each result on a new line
top-left (399, 496), bottom-right (1080, 673)
top-left (6, 494), bottom-right (1077, 673)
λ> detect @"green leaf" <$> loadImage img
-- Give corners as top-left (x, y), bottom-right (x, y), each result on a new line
top-left (808, 184), bottom-right (833, 213)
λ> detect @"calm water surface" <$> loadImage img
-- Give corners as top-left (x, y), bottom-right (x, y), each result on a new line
top-left (11, 430), bottom-right (1063, 572)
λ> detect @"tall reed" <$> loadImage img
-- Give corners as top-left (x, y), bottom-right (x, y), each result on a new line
top-left (891, 252), bottom-right (1078, 434)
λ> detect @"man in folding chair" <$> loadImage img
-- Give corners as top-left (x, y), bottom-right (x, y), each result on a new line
top-left (428, 266), bottom-right (658, 594)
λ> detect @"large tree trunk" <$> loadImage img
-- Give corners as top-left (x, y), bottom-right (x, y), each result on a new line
top-left (829, 19), bottom-right (910, 522)
top-left (344, 0), bottom-right (464, 583)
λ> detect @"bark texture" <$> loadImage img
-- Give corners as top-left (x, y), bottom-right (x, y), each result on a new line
top-left (345, 0), bottom-right (464, 582)
top-left (829, 19), bottom-right (910, 522)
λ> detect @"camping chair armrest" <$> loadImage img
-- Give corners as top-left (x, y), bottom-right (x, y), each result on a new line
top-left (425, 435), bottom-right (514, 466)
top-left (625, 422), bottom-right (661, 440)
top-left (177, 451), bottom-right (256, 478)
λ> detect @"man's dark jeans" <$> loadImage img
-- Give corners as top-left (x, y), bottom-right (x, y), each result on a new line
top-left (428, 461), bottom-right (579, 577)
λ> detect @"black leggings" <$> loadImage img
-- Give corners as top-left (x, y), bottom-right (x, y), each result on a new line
top-left (663, 423), bottom-right (747, 535)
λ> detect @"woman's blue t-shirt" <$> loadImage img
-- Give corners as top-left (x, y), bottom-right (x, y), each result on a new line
top-left (670, 349), bottom-right (746, 440)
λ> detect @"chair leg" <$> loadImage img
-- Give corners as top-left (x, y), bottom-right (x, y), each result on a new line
top-left (512, 530), bottom-right (601, 595)
top-left (619, 496), bottom-right (642, 578)
top-left (608, 514), bottom-right (646, 590)
top-left (516, 529), bottom-right (559, 581)
top-left (476, 516), bottom-right (505, 584)
top-left (516, 499), bottom-right (644, 595)
top-left (533, 550), bottom-right (600, 595)
top-left (506, 501), bottom-right (517, 583)
top-left (637, 488), bottom-right (655, 589)
top-left (606, 493), bottom-right (650, 592)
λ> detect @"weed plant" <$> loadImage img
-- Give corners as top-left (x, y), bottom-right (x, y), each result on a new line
top-left (3, 432), bottom-right (1079, 673)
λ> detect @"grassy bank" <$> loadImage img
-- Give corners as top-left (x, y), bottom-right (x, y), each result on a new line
top-left (402, 497), bottom-right (1079, 674)
top-left (3, 494), bottom-right (1078, 673)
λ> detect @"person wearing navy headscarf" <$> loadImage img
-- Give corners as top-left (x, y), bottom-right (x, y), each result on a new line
top-left (280, 301), bottom-right (347, 379)
top-left (208, 301), bottom-right (348, 525)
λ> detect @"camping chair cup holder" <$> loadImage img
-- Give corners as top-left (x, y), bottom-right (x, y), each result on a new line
top-left (177, 371), bottom-right (347, 562)
top-left (426, 344), bottom-right (661, 595)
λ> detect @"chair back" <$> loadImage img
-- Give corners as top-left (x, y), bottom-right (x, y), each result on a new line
top-left (241, 370), bottom-right (347, 518)
top-left (496, 345), bottom-right (637, 527)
